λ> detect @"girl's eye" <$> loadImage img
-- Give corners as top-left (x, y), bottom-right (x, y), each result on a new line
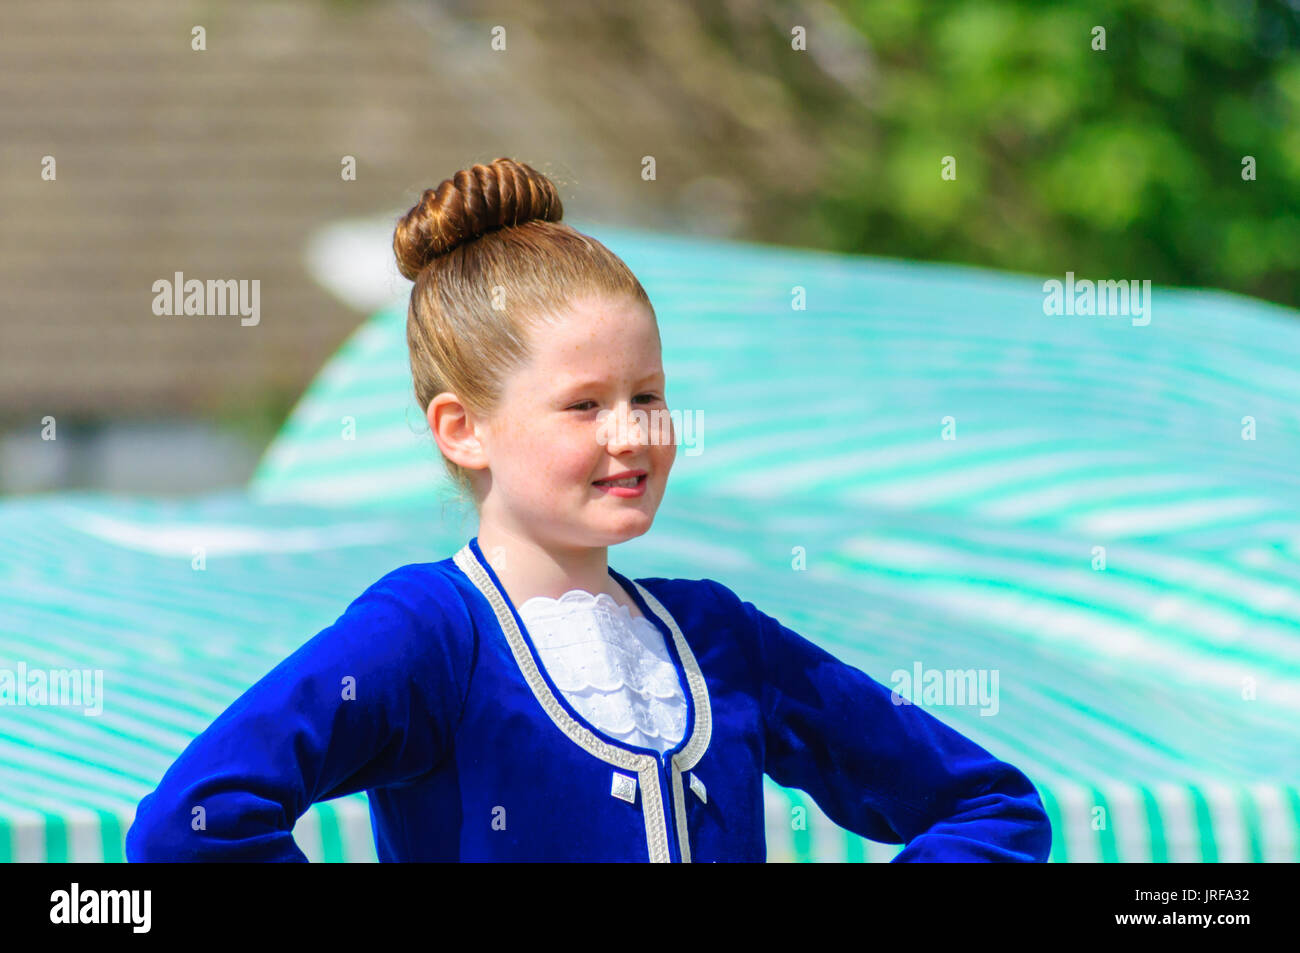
top-left (568, 394), bottom-right (661, 412)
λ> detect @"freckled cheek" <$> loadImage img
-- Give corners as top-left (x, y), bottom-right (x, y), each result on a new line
top-left (654, 442), bottom-right (676, 479)
top-left (527, 430), bottom-right (596, 486)
top-left (503, 429), bottom-right (559, 485)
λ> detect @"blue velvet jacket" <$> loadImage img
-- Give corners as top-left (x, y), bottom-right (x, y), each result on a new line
top-left (125, 537), bottom-right (1052, 862)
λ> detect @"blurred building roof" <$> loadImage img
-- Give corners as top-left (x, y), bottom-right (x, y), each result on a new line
top-left (1, 0), bottom-right (840, 429)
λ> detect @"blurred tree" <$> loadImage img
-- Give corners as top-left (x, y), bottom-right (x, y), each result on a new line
top-left (316, 0), bottom-right (1299, 308)
top-left (795, 0), bottom-right (1300, 307)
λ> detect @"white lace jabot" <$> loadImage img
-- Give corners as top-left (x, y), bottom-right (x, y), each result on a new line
top-left (516, 589), bottom-right (688, 755)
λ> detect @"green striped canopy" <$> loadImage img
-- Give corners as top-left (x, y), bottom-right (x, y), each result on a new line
top-left (3, 225), bottom-right (1298, 862)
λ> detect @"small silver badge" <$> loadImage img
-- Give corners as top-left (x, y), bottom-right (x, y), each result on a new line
top-left (611, 771), bottom-right (637, 804)
top-left (689, 772), bottom-right (707, 804)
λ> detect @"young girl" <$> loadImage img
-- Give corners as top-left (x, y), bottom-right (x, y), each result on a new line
top-left (126, 158), bottom-right (1051, 863)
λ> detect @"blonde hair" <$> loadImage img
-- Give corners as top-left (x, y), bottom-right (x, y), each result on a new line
top-left (393, 157), bottom-right (655, 511)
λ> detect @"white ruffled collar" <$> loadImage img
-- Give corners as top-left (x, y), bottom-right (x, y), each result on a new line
top-left (515, 586), bottom-right (687, 751)
top-left (518, 588), bottom-right (641, 621)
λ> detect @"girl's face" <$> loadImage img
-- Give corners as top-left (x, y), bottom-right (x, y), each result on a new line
top-left (477, 293), bottom-right (675, 550)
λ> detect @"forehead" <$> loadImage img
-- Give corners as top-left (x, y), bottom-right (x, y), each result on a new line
top-left (523, 295), bottom-right (663, 378)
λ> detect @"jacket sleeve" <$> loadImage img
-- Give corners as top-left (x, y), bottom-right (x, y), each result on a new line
top-left (719, 582), bottom-right (1051, 862)
top-left (125, 568), bottom-right (475, 862)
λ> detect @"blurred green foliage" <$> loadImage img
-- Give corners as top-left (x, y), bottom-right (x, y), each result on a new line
top-left (802, 0), bottom-right (1300, 307)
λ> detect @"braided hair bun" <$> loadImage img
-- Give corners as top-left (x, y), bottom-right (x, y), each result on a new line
top-left (393, 157), bottom-right (564, 280)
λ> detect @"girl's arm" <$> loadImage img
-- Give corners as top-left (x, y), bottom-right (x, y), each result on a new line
top-left (125, 568), bottom-right (474, 862)
top-left (720, 583), bottom-right (1051, 862)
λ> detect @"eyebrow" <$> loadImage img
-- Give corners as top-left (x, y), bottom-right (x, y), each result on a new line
top-left (557, 371), bottom-right (664, 394)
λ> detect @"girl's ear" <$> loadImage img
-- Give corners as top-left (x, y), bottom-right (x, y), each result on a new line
top-left (428, 393), bottom-right (489, 470)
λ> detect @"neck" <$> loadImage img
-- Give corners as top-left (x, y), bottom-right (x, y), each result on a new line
top-left (475, 523), bottom-right (619, 607)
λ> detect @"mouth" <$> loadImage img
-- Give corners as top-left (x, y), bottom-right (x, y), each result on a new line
top-left (592, 473), bottom-right (647, 489)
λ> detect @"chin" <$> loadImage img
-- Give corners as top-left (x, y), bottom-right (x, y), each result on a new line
top-left (599, 515), bottom-right (654, 543)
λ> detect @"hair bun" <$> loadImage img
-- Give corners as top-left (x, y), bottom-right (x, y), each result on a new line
top-left (392, 157), bottom-right (564, 280)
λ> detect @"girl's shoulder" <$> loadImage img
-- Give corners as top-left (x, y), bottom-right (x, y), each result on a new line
top-left (356, 558), bottom-right (463, 601)
top-left (336, 559), bottom-right (477, 644)
top-left (620, 573), bottom-right (753, 621)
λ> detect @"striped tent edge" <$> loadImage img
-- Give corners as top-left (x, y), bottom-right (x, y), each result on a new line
top-left (10, 780), bottom-right (1297, 862)
top-left (761, 778), bottom-right (1300, 863)
top-left (0, 795), bottom-right (378, 863)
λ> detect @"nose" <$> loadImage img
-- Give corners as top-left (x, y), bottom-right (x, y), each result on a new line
top-left (601, 400), bottom-right (648, 454)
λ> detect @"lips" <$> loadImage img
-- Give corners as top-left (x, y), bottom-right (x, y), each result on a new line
top-left (593, 474), bottom-right (646, 488)
top-left (593, 469), bottom-right (646, 486)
